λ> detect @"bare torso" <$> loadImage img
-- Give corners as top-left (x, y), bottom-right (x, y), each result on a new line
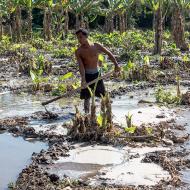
top-left (77, 43), bottom-right (99, 70)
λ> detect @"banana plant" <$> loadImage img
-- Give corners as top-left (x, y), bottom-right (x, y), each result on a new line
top-left (0, 0), bottom-right (7, 40)
top-left (34, 0), bottom-right (54, 41)
top-left (54, 0), bottom-right (70, 37)
top-left (142, 0), bottom-right (170, 55)
top-left (22, 0), bottom-right (33, 39)
top-left (9, 0), bottom-right (24, 42)
top-left (68, 0), bottom-right (103, 29)
top-left (101, 0), bottom-right (133, 33)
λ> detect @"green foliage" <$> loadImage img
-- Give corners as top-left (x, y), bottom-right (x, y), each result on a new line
top-left (97, 114), bottom-right (107, 127)
top-left (164, 43), bottom-right (181, 56)
top-left (52, 72), bottom-right (74, 95)
top-left (125, 112), bottom-right (133, 128)
top-left (53, 47), bottom-right (73, 58)
top-left (58, 72), bottom-right (73, 81)
top-left (125, 126), bottom-right (137, 134)
top-left (30, 38), bottom-right (53, 51)
top-left (8, 181), bottom-right (15, 189)
top-left (155, 86), bottom-right (181, 104)
top-left (146, 127), bottom-right (153, 135)
top-left (29, 54), bottom-right (51, 90)
top-left (0, 35), bottom-right (11, 52)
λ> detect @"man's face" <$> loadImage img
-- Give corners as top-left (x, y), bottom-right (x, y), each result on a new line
top-left (76, 32), bottom-right (87, 45)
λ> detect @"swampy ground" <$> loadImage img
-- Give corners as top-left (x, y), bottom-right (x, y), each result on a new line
top-left (0, 31), bottom-right (190, 190)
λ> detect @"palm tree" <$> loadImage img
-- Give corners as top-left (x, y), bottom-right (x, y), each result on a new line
top-left (171, 0), bottom-right (190, 50)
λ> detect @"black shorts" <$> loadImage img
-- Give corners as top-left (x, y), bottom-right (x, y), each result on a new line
top-left (80, 72), bottom-right (106, 100)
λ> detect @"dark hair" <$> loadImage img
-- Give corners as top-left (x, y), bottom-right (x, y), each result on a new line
top-left (75, 28), bottom-right (89, 37)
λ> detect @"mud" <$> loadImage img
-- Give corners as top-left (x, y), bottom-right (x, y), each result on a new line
top-left (0, 64), bottom-right (190, 190)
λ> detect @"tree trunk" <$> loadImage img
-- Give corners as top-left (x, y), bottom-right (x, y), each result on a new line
top-left (76, 14), bottom-right (80, 29)
top-left (43, 8), bottom-right (52, 41)
top-left (28, 9), bottom-right (33, 39)
top-left (8, 14), bottom-right (13, 40)
top-left (154, 7), bottom-right (162, 55)
top-left (124, 12), bottom-right (127, 30)
top-left (64, 9), bottom-right (69, 35)
top-left (119, 14), bottom-right (125, 33)
top-left (15, 6), bottom-right (22, 42)
top-left (172, 6), bottom-right (188, 51)
top-left (80, 13), bottom-right (85, 28)
top-left (0, 16), bottom-right (3, 40)
top-left (106, 14), bottom-right (114, 33)
top-left (115, 15), bottom-right (119, 31)
top-left (47, 7), bottom-right (52, 41)
top-left (85, 19), bottom-right (89, 30)
top-left (43, 9), bottom-right (47, 40)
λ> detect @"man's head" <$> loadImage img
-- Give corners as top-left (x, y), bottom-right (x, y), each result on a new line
top-left (75, 28), bottom-right (89, 45)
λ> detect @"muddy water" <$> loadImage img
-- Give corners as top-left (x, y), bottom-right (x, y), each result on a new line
top-left (0, 133), bottom-right (47, 190)
top-left (48, 145), bottom-right (127, 179)
top-left (0, 92), bottom-right (75, 119)
top-left (0, 92), bottom-right (73, 189)
top-left (112, 86), bottom-right (177, 126)
top-left (1, 85), bottom-right (190, 188)
top-left (48, 145), bottom-right (170, 186)
top-left (176, 108), bottom-right (190, 185)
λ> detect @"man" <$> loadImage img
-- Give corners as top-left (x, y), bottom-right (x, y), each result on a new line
top-left (75, 28), bottom-right (120, 113)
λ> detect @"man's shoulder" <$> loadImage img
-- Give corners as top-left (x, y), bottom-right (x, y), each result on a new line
top-left (94, 42), bottom-right (104, 49)
top-left (75, 46), bottom-right (82, 54)
top-left (94, 42), bottom-right (101, 47)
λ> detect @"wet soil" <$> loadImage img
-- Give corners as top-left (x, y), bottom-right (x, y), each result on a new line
top-left (1, 52), bottom-right (190, 189)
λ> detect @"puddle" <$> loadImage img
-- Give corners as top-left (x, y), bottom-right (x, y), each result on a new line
top-left (0, 133), bottom-right (47, 190)
top-left (48, 145), bottom-right (127, 179)
top-left (176, 108), bottom-right (190, 186)
top-left (112, 93), bottom-right (175, 126)
top-left (48, 145), bottom-right (170, 186)
top-left (0, 92), bottom-right (76, 119)
top-left (91, 147), bottom-right (170, 186)
top-left (0, 92), bottom-right (76, 135)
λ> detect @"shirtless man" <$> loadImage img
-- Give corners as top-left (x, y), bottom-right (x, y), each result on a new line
top-left (75, 28), bottom-right (120, 113)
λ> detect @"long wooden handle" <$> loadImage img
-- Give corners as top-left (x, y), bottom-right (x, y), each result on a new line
top-left (42, 70), bottom-right (115, 106)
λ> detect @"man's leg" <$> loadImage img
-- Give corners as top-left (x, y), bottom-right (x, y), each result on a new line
top-left (84, 98), bottom-right (90, 114)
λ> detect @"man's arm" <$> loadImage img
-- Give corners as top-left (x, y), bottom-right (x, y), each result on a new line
top-left (75, 50), bottom-right (86, 85)
top-left (95, 43), bottom-right (120, 72)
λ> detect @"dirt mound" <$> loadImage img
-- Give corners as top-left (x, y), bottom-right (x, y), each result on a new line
top-left (181, 91), bottom-right (190, 105)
